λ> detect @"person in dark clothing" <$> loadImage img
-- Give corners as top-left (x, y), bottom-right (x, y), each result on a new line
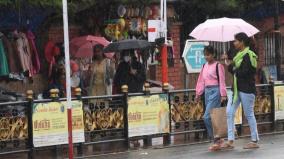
top-left (114, 50), bottom-right (146, 93)
top-left (221, 32), bottom-right (259, 150)
top-left (43, 73), bottom-right (65, 98)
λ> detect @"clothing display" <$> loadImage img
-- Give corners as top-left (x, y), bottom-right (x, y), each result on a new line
top-left (1, 33), bottom-right (21, 73)
top-left (0, 37), bottom-right (9, 76)
top-left (16, 32), bottom-right (34, 76)
top-left (26, 31), bottom-right (41, 74)
top-left (0, 30), bottom-right (40, 79)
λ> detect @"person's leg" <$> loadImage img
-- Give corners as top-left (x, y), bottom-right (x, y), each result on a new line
top-left (226, 90), bottom-right (241, 142)
top-left (239, 92), bottom-right (259, 143)
top-left (203, 87), bottom-right (221, 140)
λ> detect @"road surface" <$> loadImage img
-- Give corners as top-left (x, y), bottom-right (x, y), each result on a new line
top-left (89, 133), bottom-right (284, 159)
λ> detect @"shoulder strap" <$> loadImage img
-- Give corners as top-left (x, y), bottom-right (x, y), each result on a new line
top-left (216, 62), bottom-right (220, 83)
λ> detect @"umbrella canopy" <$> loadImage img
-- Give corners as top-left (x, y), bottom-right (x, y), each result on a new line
top-left (103, 39), bottom-right (151, 53)
top-left (189, 17), bottom-right (260, 42)
top-left (70, 35), bottom-right (114, 58)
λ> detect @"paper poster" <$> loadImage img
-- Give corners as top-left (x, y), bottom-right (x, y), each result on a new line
top-left (128, 94), bottom-right (169, 137)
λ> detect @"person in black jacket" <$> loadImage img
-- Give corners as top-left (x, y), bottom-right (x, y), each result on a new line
top-left (113, 50), bottom-right (146, 93)
top-left (222, 32), bottom-right (259, 150)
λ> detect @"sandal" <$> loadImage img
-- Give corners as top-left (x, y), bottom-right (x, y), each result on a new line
top-left (209, 143), bottom-right (221, 151)
top-left (243, 142), bottom-right (259, 149)
top-left (209, 139), bottom-right (224, 151)
top-left (221, 142), bottom-right (234, 150)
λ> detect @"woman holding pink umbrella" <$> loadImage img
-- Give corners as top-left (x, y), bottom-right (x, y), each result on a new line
top-left (222, 32), bottom-right (259, 150)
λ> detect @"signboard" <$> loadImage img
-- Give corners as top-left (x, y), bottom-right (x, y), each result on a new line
top-left (32, 101), bottom-right (84, 147)
top-left (182, 40), bottom-right (209, 73)
top-left (148, 20), bottom-right (161, 42)
top-left (274, 85), bottom-right (284, 120)
top-left (127, 94), bottom-right (169, 137)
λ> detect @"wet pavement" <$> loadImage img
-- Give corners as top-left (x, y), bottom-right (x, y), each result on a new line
top-left (89, 133), bottom-right (284, 159)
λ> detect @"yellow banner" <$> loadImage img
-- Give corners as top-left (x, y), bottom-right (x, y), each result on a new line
top-left (33, 101), bottom-right (84, 147)
top-left (128, 94), bottom-right (169, 137)
top-left (274, 86), bottom-right (284, 120)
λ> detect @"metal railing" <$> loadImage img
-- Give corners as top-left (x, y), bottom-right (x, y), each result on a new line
top-left (0, 83), bottom-right (283, 158)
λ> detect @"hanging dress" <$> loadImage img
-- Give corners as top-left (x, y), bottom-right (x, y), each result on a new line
top-left (0, 36), bottom-right (10, 76)
top-left (26, 31), bottom-right (40, 74)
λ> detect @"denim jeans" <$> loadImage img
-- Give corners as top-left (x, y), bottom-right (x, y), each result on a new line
top-left (204, 86), bottom-right (221, 139)
top-left (226, 90), bottom-right (259, 141)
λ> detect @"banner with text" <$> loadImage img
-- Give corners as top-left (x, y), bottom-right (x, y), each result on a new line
top-left (274, 85), bottom-right (284, 120)
top-left (128, 94), bottom-right (170, 137)
top-left (32, 101), bottom-right (84, 147)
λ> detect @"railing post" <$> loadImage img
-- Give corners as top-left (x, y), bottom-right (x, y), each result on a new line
top-left (27, 90), bottom-right (34, 159)
top-left (49, 89), bottom-right (61, 158)
top-left (270, 82), bottom-right (276, 131)
top-left (75, 88), bottom-right (83, 156)
top-left (144, 83), bottom-right (150, 95)
top-left (50, 89), bottom-right (60, 101)
top-left (162, 83), bottom-right (171, 145)
top-left (121, 85), bottom-right (130, 148)
top-left (143, 83), bottom-right (152, 148)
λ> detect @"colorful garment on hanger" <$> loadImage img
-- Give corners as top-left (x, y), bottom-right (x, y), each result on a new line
top-left (26, 31), bottom-right (40, 74)
top-left (1, 33), bottom-right (22, 73)
top-left (0, 37), bottom-right (9, 76)
top-left (16, 32), bottom-right (34, 76)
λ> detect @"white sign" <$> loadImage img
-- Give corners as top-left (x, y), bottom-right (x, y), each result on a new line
top-left (148, 20), bottom-right (162, 42)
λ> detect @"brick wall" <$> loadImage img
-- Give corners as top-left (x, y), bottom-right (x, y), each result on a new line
top-left (150, 22), bottom-right (184, 89)
top-left (154, 59), bottom-right (183, 89)
top-left (48, 25), bottom-right (81, 43)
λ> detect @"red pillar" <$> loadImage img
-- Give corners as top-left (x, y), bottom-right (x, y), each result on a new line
top-left (161, 44), bottom-right (168, 84)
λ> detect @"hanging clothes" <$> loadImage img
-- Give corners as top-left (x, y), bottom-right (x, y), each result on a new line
top-left (1, 33), bottom-right (22, 73)
top-left (26, 31), bottom-right (40, 74)
top-left (0, 33), bottom-right (10, 76)
top-left (15, 32), bottom-right (34, 76)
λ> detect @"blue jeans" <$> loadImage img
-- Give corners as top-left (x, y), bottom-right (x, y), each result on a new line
top-left (226, 90), bottom-right (259, 141)
top-left (204, 86), bottom-right (221, 139)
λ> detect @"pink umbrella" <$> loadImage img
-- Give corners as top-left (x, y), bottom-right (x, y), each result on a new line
top-left (189, 17), bottom-right (259, 42)
top-left (70, 35), bottom-right (114, 58)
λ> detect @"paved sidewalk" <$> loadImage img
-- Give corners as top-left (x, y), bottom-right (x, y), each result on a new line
top-left (90, 133), bottom-right (284, 159)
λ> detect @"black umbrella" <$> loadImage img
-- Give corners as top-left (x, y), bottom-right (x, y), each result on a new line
top-left (103, 39), bottom-right (151, 53)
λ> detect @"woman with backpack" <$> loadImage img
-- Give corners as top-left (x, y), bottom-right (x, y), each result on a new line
top-left (222, 32), bottom-right (259, 149)
top-left (195, 45), bottom-right (227, 151)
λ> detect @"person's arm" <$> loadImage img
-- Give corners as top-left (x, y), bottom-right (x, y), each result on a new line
top-left (195, 67), bottom-right (205, 97)
top-left (235, 54), bottom-right (256, 78)
top-left (218, 64), bottom-right (227, 97)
